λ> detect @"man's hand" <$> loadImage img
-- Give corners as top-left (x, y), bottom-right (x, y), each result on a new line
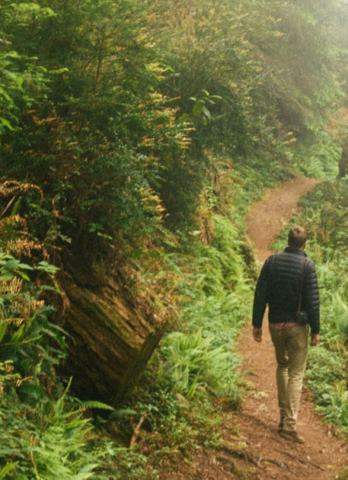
top-left (253, 327), bottom-right (262, 343)
top-left (310, 334), bottom-right (320, 346)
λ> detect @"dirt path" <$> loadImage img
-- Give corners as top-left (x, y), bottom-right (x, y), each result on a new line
top-left (159, 176), bottom-right (348, 479)
top-left (234, 176), bottom-right (348, 479)
top-left (245, 176), bottom-right (320, 262)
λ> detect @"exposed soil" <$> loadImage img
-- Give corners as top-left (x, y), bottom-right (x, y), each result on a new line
top-left (159, 176), bottom-right (348, 479)
top-left (245, 177), bottom-right (321, 262)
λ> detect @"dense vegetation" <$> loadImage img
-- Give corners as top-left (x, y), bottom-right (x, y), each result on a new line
top-left (1, 0), bottom-right (348, 478)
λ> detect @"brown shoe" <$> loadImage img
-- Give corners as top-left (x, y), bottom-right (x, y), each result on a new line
top-left (280, 430), bottom-right (305, 444)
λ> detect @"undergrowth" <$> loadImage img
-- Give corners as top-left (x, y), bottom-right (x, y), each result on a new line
top-left (111, 156), bottom-right (293, 468)
top-left (0, 254), bottom-right (140, 479)
top-left (292, 131), bottom-right (341, 180)
top-left (0, 157), bottom-right (273, 478)
top-left (0, 149), bottom-right (291, 478)
top-left (112, 210), bottom-right (254, 468)
top-left (3, 142), bottom-right (343, 477)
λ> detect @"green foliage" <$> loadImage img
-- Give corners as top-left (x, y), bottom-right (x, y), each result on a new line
top-left (0, 1), bottom-right (54, 136)
top-left (291, 132), bottom-right (341, 179)
top-left (0, 0), bottom-right (192, 243)
top-left (119, 367), bottom-right (224, 465)
top-left (306, 347), bottom-right (348, 433)
top-left (148, 0), bottom-right (256, 153)
top-left (0, 463), bottom-right (18, 479)
top-left (0, 254), bottom-right (65, 379)
top-left (2, 0), bottom-right (345, 242)
top-left (102, 197), bottom-right (253, 467)
top-left (159, 329), bottom-right (237, 399)
top-left (125, 209), bottom-right (252, 461)
top-left (1, 0), bottom-right (348, 475)
top-left (0, 254), bottom-right (155, 479)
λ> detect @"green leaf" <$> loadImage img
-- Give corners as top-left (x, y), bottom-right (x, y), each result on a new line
top-left (17, 383), bottom-right (47, 402)
top-left (178, 113), bottom-right (190, 123)
top-left (202, 106), bottom-right (211, 120)
top-left (110, 408), bottom-right (138, 418)
top-left (0, 117), bottom-right (14, 131)
top-left (0, 87), bottom-right (13, 103)
top-left (10, 323), bottom-right (26, 343)
top-left (0, 321), bottom-right (8, 344)
top-left (1, 259), bottom-right (20, 270)
top-left (4, 70), bottom-right (24, 88)
top-left (0, 272), bottom-right (14, 280)
top-left (80, 400), bottom-right (114, 411)
top-left (0, 462), bottom-right (18, 479)
top-left (192, 102), bottom-right (204, 117)
top-left (16, 271), bottom-right (31, 281)
top-left (37, 261), bottom-right (60, 274)
top-left (17, 263), bottom-right (34, 270)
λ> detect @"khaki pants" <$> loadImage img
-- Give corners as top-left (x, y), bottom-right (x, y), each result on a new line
top-left (269, 325), bottom-right (309, 432)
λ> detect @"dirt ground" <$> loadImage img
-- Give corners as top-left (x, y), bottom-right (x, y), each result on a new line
top-left (159, 177), bottom-right (348, 479)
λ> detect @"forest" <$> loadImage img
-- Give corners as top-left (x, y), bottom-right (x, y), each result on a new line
top-left (1, 0), bottom-right (348, 478)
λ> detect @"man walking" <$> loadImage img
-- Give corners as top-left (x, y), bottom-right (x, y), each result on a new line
top-left (252, 226), bottom-right (320, 444)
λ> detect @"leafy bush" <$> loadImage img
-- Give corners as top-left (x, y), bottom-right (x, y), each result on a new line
top-left (306, 346), bottom-right (348, 433)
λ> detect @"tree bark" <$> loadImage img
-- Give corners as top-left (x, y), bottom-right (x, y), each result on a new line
top-left (59, 249), bottom-right (165, 406)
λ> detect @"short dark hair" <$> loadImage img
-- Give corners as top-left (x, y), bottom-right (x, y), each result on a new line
top-left (288, 226), bottom-right (307, 249)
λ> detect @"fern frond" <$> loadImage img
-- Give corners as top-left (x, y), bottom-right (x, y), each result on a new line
top-left (0, 215), bottom-right (27, 230)
top-left (6, 239), bottom-right (48, 260)
top-left (0, 462), bottom-right (18, 479)
top-left (80, 400), bottom-right (114, 411)
top-left (0, 180), bottom-right (44, 205)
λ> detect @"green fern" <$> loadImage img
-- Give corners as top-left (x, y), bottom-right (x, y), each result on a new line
top-left (80, 400), bottom-right (114, 411)
top-left (0, 463), bottom-right (18, 479)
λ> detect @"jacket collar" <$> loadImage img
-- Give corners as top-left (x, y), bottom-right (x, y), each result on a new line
top-left (284, 246), bottom-right (307, 257)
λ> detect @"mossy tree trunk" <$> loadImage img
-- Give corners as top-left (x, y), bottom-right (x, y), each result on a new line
top-left (59, 250), bottom-right (165, 406)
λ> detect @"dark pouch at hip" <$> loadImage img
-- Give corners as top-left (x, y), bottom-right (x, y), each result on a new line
top-left (296, 311), bottom-right (308, 325)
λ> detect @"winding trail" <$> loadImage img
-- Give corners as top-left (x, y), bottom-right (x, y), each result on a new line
top-left (245, 177), bottom-right (320, 262)
top-left (235, 176), bottom-right (348, 479)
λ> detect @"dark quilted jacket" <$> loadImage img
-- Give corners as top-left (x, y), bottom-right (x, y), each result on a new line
top-left (252, 247), bottom-right (320, 334)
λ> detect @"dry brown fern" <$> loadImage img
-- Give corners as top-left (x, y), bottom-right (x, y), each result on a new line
top-left (0, 214), bottom-right (27, 231)
top-left (0, 180), bottom-right (44, 219)
top-left (0, 180), bottom-right (44, 204)
top-left (5, 239), bottom-right (49, 260)
top-left (0, 276), bottom-right (23, 295)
